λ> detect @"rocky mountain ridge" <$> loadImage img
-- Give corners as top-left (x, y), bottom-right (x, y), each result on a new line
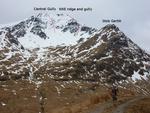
top-left (0, 13), bottom-right (96, 48)
top-left (0, 14), bottom-right (150, 85)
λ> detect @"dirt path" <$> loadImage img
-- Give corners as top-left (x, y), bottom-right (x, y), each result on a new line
top-left (87, 96), bottom-right (145, 113)
top-left (88, 101), bottom-right (113, 113)
top-left (112, 96), bottom-right (144, 113)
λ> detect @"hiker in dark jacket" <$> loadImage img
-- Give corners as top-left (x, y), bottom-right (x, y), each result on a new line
top-left (111, 85), bottom-right (118, 101)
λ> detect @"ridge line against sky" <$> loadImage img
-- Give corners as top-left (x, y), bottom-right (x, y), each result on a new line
top-left (0, 0), bottom-right (150, 52)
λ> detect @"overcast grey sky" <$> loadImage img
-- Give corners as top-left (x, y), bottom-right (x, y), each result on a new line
top-left (0, 0), bottom-right (150, 52)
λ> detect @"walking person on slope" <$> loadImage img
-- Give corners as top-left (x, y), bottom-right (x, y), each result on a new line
top-left (111, 85), bottom-right (119, 101)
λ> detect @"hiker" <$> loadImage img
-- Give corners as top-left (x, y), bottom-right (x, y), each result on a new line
top-left (111, 85), bottom-right (118, 101)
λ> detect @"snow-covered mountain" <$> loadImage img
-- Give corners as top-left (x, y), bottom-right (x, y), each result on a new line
top-left (31, 24), bottom-right (150, 83)
top-left (0, 13), bottom-right (150, 85)
top-left (0, 13), bottom-right (96, 48)
top-left (1, 13), bottom-right (150, 113)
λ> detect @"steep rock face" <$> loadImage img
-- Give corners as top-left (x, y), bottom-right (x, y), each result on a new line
top-left (0, 13), bottom-right (96, 48)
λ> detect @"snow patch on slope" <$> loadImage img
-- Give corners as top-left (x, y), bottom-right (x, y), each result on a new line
top-left (132, 71), bottom-right (147, 81)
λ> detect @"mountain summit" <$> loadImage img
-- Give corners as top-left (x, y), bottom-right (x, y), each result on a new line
top-left (0, 13), bottom-right (96, 48)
